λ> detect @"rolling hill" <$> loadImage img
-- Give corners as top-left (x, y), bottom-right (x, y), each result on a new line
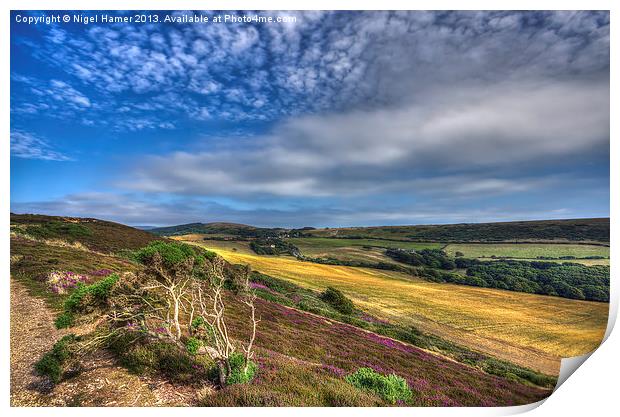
top-left (10, 214), bottom-right (555, 406)
top-left (149, 222), bottom-right (273, 237)
top-left (305, 218), bottom-right (610, 243)
top-left (10, 213), bottom-right (162, 253)
top-left (190, 245), bottom-right (607, 376)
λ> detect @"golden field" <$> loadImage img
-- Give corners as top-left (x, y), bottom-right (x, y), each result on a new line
top-left (183, 238), bottom-right (609, 375)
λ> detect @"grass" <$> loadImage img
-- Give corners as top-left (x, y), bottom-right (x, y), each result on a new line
top-left (445, 243), bottom-right (609, 260)
top-left (287, 237), bottom-right (441, 251)
top-left (249, 271), bottom-right (556, 388)
top-left (201, 353), bottom-right (385, 406)
top-left (10, 236), bottom-right (137, 310)
top-left (173, 235), bottom-right (256, 254)
top-left (218, 296), bottom-right (550, 406)
top-left (12, 226), bottom-right (553, 406)
top-left (197, 246), bottom-right (608, 375)
top-left (11, 213), bottom-right (162, 254)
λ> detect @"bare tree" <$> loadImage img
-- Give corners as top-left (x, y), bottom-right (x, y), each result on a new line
top-left (192, 258), bottom-right (259, 386)
top-left (141, 251), bottom-right (195, 340)
top-left (239, 265), bottom-right (260, 373)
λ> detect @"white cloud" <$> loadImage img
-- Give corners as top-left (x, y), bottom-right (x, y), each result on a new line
top-left (10, 131), bottom-right (72, 161)
top-left (122, 77), bottom-right (608, 198)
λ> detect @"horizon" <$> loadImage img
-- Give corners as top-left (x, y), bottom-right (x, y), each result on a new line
top-left (11, 11), bottom-right (610, 227)
top-left (10, 211), bottom-right (610, 230)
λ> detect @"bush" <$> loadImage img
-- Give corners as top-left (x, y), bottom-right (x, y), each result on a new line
top-left (34, 334), bottom-right (78, 383)
top-left (226, 352), bottom-right (257, 385)
top-left (320, 287), bottom-right (354, 315)
top-left (134, 241), bottom-right (215, 267)
top-left (186, 337), bottom-right (201, 355)
top-left (54, 311), bottom-right (74, 329)
top-left (250, 238), bottom-right (300, 256)
top-left (109, 335), bottom-right (199, 382)
top-left (345, 367), bottom-right (412, 404)
top-left (385, 248), bottom-right (456, 270)
top-left (63, 273), bottom-right (120, 314)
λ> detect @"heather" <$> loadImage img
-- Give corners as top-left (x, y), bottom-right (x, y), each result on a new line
top-left (11, 216), bottom-right (557, 406)
top-left (249, 271), bottom-right (556, 388)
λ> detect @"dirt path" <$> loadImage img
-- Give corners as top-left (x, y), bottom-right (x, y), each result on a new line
top-left (10, 278), bottom-right (206, 407)
top-left (10, 277), bottom-right (65, 406)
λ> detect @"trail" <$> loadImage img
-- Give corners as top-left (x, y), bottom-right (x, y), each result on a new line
top-left (10, 277), bottom-right (204, 407)
top-left (10, 277), bottom-right (65, 406)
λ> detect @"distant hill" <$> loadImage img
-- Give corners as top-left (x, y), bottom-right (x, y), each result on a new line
top-left (307, 218), bottom-right (610, 243)
top-left (151, 218), bottom-right (610, 243)
top-left (133, 225), bottom-right (159, 231)
top-left (150, 222), bottom-right (285, 238)
top-left (10, 213), bottom-right (162, 253)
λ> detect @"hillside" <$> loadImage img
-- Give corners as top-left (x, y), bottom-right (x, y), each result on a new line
top-left (10, 214), bottom-right (553, 406)
top-left (306, 218), bottom-right (610, 243)
top-left (194, 245), bottom-right (607, 375)
top-left (150, 222), bottom-right (276, 238)
top-left (10, 213), bottom-right (162, 253)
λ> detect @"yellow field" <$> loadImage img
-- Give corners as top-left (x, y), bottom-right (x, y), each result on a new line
top-left (189, 241), bottom-right (609, 375)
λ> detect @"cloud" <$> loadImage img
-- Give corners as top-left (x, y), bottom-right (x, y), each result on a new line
top-left (9, 11), bottom-right (610, 226)
top-left (11, 11), bottom-right (610, 129)
top-left (10, 130), bottom-right (72, 161)
top-left (10, 192), bottom-right (586, 228)
top-left (11, 76), bottom-right (92, 118)
top-left (122, 77), bottom-right (608, 198)
top-left (49, 80), bottom-right (91, 107)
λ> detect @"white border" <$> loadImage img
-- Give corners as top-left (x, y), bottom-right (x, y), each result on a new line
top-left (2, 1), bottom-right (616, 416)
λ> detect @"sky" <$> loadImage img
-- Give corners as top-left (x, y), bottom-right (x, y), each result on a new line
top-left (10, 10), bottom-right (610, 227)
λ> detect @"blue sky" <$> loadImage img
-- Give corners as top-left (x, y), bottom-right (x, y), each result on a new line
top-left (10, 11), bottom-right (609, 227)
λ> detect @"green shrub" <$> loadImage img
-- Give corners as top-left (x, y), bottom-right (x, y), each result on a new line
top-left (226, 352), bottom-right (258, 385)
top-left (34, 334), bottom-right (78, 383)
top-left (63, 273), bottom-right (120, 313)
top-left (191, 316), bottom-right (206, 329)
top-left (54, 311), bottom-right (74, 329)
top-left (134, 241), bottom-right (215, 266)
top-left (346, 367), bottom-right (412, 404)
top-left (320, 287), bottom-right (354, 315)
top-left (109, 334), bottom-right (197, 382)
top-left (186, 337), bottom-right (201, 355)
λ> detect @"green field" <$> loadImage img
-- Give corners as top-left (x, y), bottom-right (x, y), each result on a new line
top-left (287, 237), bottom-right (441, 264)
top-left (287, 237), bottom-right (442, 251)
top-left (444, 243), bottom-right (609, 260)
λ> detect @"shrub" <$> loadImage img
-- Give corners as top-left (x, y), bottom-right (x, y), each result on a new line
top-left (109, 335), bottom-right (198, 382)
top-left (226, 352), bottom-right (258, 385)
top-left (385, 248), bottom-right (455, 270)
top-left (54, 311), bottom-right (74, 329)
top-left (346, 367), bottom-right (412, 404)
top-left (186, 337), bottom-right (201, 355)
top-left (63, 273), bottom-right (120, 313)
top-left (320, 287), bottom-right (354, 315)
top-left (134, 241), bottom-right (214, 267)
top-left (34, 334), bottom-right (78, 383)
